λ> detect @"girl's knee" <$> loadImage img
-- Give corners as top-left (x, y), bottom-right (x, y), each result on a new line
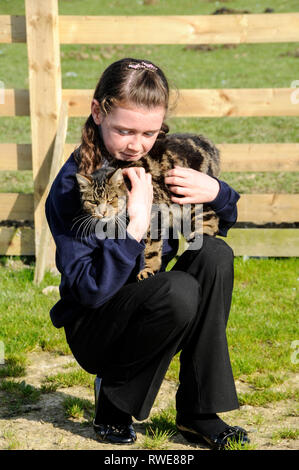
top-left (164, 271), bottom-right (199, 328)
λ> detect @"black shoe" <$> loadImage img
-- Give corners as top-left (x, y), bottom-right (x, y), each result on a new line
top-left (177, 420), bottom-right (250, 450)
top-left (93, 421), bottom-right (137, 444)
top-left (93, 376), bottom-right (137, 445)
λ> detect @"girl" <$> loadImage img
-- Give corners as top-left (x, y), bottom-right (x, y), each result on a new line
top-left (46, 58), bottom-right (249, 450)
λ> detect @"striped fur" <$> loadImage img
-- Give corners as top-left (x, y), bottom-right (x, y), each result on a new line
top-left (76, 133), bottom-right (220, 281)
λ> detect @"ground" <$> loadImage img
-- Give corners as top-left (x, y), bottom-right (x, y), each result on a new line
top-left (0, 351), bottom-right (298, 451)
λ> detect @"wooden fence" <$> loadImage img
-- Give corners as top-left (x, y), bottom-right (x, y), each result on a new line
top-left (0, 1), bottom-right (299, 281)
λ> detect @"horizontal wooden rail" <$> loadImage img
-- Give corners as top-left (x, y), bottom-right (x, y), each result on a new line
top-left (0, 193), bottom-right (34, 221)
top-left (2, 88), bottom-right (299, 117)
top-left (0, 227), bottom-right (298, 257)
top-left (0, 193), bottom-right (298, 224)
top-left (1, 142), bottom-right (299, 172)
top-left (1, 13), bottom-right (299, 44)
top-left (0, 226), bottom-right (35, 256)
top-left (222, 228), bottom-right (299, 257)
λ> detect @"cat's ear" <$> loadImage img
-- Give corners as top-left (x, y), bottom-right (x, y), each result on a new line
top-left (109, 168), bottom-right (124, 185)
top-left (76, 173), bottom-right (92, 189)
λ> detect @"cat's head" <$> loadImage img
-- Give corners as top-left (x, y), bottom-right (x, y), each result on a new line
top-left (76, 167), bottom-right (127, 222)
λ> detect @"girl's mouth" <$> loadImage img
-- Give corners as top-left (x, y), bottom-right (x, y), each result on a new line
top-left (121, 152), bottom-right (142, 160)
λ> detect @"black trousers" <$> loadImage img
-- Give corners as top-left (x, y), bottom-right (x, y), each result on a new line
top-left (64, 235), bottom-right (239, 421)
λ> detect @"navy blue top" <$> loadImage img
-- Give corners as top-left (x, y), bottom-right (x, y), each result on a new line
top-left (45, 153), bottom-right (240, 328)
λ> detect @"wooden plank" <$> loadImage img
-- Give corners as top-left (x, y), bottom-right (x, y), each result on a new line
top-left (34, 101), bottom-right (68, 284)
top-left (218, 143), bottom-right (299, 172)
top-left (0, 193), bottom-right (298, 225)
top-left (0, 15), bottom-right (26, 43)
top-left (237, 194), bottom-right (299, 224)
top-left (0, 227), bottom-right (35, 255)
top-left (61, 88), bottom-right (299, 117)
top-left (0, 193), bottom-right (34, 221)
top-left (1, 142), bottom-right (299, 172)
top-left (0, 144), bottom-right (32, 171)
top-left (25, 0), bottom-right (61, 269)
top-left (172, 88), bottom-right (299, 117)
top-left (0, 227), bottom-right (297, 258)
top-left (2, 13), bottom-right (299, 44)
top-left (222, 228), bottom-right (299, 257)
top-left (2, 88), bottom-right (299, 117)
top-left (0, 89), bottom-right (30, 116)
top-left (58, 13), bottom-right (299, 44)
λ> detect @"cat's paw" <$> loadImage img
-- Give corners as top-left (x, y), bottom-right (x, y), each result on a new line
top-left (137, 269), bottom-right (155, 281)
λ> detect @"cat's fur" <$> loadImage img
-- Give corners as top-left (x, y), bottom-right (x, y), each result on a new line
top-left (75, 133), bottom-right (220, 281)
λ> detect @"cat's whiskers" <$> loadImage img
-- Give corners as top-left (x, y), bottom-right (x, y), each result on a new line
top-left (71, 213), bottom-right (97, 240)
top-left (71, 213), bottom-right (91, 230)
top-left (81, 216), bottom-right (97, 240)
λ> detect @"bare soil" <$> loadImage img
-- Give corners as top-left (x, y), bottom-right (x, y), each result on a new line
top-left (0, 352), bottom-right (298, 451)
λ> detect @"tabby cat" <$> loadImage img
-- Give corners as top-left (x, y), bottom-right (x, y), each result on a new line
top-left (75, 133), bottom-right (220, 281)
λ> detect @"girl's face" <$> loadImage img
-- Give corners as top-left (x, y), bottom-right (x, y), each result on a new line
top-left (91, 100), bottom-right (165, 162)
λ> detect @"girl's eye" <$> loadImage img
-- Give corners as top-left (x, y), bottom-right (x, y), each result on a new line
top-left (118, 129), bottom-right (130, 135)
top-left (144, 132), bottom-right (155, 137)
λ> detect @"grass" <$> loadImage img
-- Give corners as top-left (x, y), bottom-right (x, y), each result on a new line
top-left (0, 2), bottom-right (299, 196)
top-left (0, 256), bottom-right (298, 450)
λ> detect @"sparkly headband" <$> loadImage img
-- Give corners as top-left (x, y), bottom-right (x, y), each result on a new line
top-left (128, 61), bottom-right (158, 71)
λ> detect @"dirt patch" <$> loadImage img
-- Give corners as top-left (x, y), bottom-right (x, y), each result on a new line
top-left (0, 352), bottom-right (298, 450)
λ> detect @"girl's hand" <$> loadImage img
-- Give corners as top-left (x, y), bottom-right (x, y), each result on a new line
top-left (164, 165), bottom-right (220, 204)
top-left (122, 167), bottom-right (153, 242)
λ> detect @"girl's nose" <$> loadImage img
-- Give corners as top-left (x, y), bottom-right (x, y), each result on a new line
top-left (128, 136), bottom-right (142, 152)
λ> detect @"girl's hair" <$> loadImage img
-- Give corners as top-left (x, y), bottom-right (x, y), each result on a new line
top-left (76, 58), bottom-right (170, 174)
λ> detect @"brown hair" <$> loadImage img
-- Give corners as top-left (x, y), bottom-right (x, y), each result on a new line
top-left (76, 58), bottom-right (170, 174)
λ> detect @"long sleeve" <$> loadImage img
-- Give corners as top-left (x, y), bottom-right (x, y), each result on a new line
top-left (209, 178), bottom-right (240, 237)
top-left (45, 154), bottom-right (145, 327)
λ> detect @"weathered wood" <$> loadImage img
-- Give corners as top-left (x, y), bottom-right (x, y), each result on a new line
top-left (2, 13), bottom-right (299, 44)
top-left (34, 101), bottom-right (68, 284)
top-left (25, 0), bottom-right (61, 269)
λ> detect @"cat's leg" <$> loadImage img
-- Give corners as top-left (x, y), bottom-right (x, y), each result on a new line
top-left (137, 236), bottom-right (163, 281)
top-left (184, 205), bottom-right (219, 246)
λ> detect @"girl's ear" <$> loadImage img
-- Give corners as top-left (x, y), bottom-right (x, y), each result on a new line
top-left (91, 99), bottom-right (103, 125)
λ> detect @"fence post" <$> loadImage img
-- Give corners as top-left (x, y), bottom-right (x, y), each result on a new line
top-left (25, 0), bottom-right (61, 271)
top-left (34, 101), bottom-right (68, 285)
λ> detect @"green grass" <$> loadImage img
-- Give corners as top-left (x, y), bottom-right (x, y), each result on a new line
top-left (0, 2), bottom-right (298, 194)
top-left (0, 256), bottom-right (297, 400)
top-left (63, 396), bottom-right (94, 420)
top-left (1, 0), bottom-right (299, 16)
